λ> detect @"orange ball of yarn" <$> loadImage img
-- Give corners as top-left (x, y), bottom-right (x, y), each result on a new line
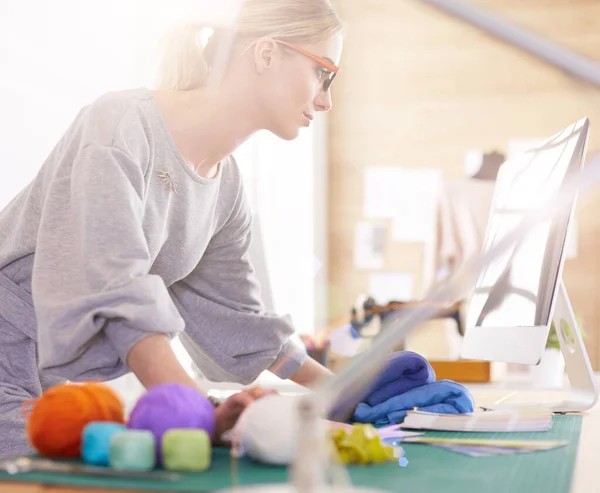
top-left (25, 382), bottom-right (125, 458)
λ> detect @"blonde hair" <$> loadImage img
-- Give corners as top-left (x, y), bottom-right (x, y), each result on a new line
top-left (152, 0), bottom-right (343, 91)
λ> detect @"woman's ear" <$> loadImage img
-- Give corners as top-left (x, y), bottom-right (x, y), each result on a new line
top-left (253, 38), bottom-right (279, 74)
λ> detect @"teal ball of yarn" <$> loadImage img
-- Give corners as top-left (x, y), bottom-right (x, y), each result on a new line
top-left (82, 421), bottom-right (128, 466)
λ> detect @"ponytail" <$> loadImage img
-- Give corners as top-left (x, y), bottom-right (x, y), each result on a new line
top-left (152, 23), bottom-right (210, 91)
top-left (150, 0), bottom-right (342, 92)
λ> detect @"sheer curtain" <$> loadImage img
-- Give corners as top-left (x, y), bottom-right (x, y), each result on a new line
top-left (234, 126), bottom-right (324, 334)
top-left (0, 1), bottom-right (327, 396)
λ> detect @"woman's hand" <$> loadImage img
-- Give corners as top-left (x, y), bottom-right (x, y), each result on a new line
top-left (212, 386), bottom-right (278, 445)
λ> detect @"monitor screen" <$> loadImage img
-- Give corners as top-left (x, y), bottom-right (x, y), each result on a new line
top-left (466, 121), bottom-right (587, 329)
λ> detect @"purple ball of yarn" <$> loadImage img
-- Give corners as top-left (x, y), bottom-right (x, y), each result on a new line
top-left (127, 383), bottom-right (216, 461)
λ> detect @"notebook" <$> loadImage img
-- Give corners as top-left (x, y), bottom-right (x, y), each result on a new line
top-left (400, 406), bottom-right (553, 432)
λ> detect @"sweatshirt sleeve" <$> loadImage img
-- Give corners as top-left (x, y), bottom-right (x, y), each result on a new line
top-left (171, 187), bottom-right (307, 385)
top-left (33, 143), bottom-right (185, 380)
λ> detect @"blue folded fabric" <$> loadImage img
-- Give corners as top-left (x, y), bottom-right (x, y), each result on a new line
top-left (327, 351), bottom-right (435, 423)
top-left (364, 351), bottom-right (436, 406)
top-left (353, 379), bottom-right (475, 426)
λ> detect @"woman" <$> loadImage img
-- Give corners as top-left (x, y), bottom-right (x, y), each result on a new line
top-left (0, 0), bottom-right (343, 458)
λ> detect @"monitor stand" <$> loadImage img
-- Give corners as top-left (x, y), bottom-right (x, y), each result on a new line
top-left (487, 280), bottom-right (598, 413)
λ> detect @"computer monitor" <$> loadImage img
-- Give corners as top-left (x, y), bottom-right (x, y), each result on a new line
top-left (460, 117), bottom-right (598, 412)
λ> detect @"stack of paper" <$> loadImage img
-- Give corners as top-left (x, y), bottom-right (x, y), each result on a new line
top-left (399, 436), bottom-right (568, 457)
top-left (400, 406), bottom-right (553, 432)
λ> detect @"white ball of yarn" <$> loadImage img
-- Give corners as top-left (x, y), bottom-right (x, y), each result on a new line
top-left (235, 394), bottom-right (323, 466)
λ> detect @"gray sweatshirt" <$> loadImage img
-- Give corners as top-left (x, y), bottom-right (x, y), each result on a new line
top-left (0, 88), bottom-right (306, 385)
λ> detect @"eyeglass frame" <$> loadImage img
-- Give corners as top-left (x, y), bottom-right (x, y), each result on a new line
top-left (273, 39), bottom-right (340, 91)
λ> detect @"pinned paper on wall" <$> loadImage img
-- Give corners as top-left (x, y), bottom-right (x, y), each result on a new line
top-left (363, 166), bottom-right (441, 242)
top-left (354, 221), bottom-right (385, 269)
top-left (391, 169), bottom-right (442, 243)
top-left (363, 167), bottom-right (405, 218)
top-left (368, 272), bottom-right (414, 304)
top-left (364, 168), bottom-right (441, 233)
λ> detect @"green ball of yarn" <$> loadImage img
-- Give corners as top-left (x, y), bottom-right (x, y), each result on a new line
top-left (162, 429), bottom-right (211, 472)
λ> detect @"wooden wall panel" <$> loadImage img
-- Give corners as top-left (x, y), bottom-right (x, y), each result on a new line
top-left (327, 0), bottom-right (600, 367)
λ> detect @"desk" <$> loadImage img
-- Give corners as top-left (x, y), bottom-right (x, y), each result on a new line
top-left (2, 385), bottom-right (598, 493)
top-left (471, 387), bottom-right (600, 493)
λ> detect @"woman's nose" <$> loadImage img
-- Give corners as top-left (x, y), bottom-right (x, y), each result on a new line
top-left (314, 89), bottom-right (332, 112)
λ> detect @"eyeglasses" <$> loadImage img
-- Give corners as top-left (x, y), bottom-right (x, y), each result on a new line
top-left (273, 39), bottom-right (339, 91)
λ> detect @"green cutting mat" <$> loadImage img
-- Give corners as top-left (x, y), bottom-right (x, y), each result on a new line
top-left (0, 415), bottom-right (581, 492)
